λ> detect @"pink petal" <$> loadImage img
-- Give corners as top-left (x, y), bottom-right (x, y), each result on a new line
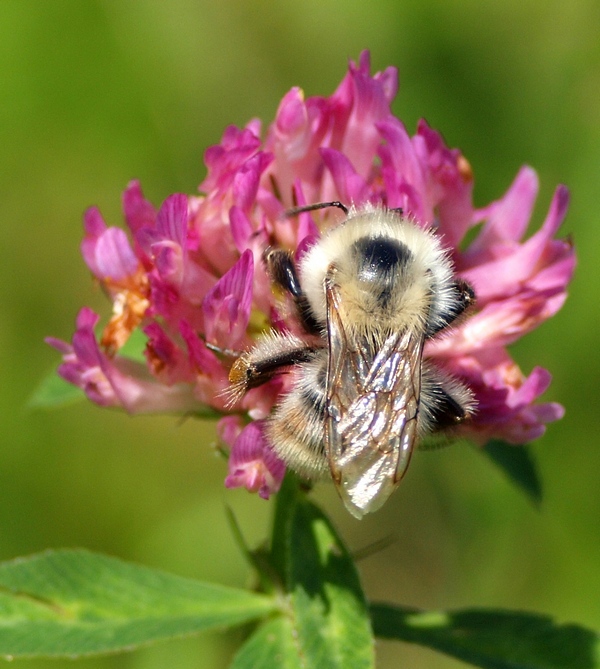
top-left (143, 322), bottom-right (195, 385)
top-left (202, 249), bottom-right (254, 349)
top-left (461, 185), bottom-right (572, 303)
top-left (217, 415), bottom-right (244, 448)
top-left (378, 117), bottom-right (428, 219)
top-left (229, 206), bottom-right (254, 251)
top-left (415, 120), bottom-right (474, 246)
top-left (122, 180), bottom-right (156, 234)
top-left (429, 289), bottom-right (569, 355)
top-left (179, 319), bottom-right (224, 378)
top-left (320, 148), bottom-right (370, 205)
top-left (81, 207), bottom-right (107, 275)
top-left (336, 52), bottom-right (398, 179)
top-left (102, 356), bottom-right (199, 414)
top-left (152, 241), bottom-right (183, 283)
top-left (509, 366), bottom-right (552, 408)
top-left (45, 336), bottom-right (72, 355)
top-left (528, 251), bottom-right (575, 294)
top-left (448, 350), bottom-right (565, 445)
top-left (94, 227), bottom-right (139, 281)
top-left (233, 152), bottom-right (273, 212)
top-left (201, 126), bottom-right (262, 193)
top-left (465, 167), bottom-right (539, 264)
top-left (83, 206), bottom-right (107, 237)
top-left (156, 194), bottom-right (188, 247)
top-left (273, 88), bottom-right (323, 161)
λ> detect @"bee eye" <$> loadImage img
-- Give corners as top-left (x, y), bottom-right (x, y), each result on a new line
top-left (352, 237), bottom-right (412, 284)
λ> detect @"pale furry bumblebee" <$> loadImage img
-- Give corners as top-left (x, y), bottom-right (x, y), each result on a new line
top-left (228, 203), bottom-right (476, 518)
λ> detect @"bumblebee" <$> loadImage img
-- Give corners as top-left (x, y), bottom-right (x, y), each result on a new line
top-left (229, 203), bottom-right (475, 518)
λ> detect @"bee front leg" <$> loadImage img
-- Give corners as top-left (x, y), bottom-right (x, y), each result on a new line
top-left (264, 248), bottom-right (322, 335)
top-left (426, 278), bottom-right (476, 338)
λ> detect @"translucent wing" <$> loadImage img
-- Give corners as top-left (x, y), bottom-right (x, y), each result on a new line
top-left (324, 275), bottom-right (424, 518)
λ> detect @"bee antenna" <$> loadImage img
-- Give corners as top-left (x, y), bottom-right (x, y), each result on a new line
top-left (283, 201), bottom-right (349, 218)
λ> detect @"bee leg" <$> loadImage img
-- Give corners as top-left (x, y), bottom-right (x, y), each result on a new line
top-left (426, 385), bottom-right (469, 429)
top-left (264, 248), bottom-right (321, 335)
top-left (421, 364), bottom-right (475, 431)
top-left (426, 279), bottom-right (475, 338)
top-left (229, 339), bottom-right (318, 392)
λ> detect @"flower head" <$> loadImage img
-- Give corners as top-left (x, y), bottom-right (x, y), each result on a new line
top-left (48, 51), bottom-right (575, 499)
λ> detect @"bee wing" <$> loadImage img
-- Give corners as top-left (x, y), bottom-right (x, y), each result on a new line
top-left (324, 277), bottom-right (423, 518)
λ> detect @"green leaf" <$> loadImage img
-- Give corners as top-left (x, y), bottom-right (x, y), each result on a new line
top-left (482, 440), bottom-right (542, 504)
top-left (28, 370), bottom-right (85, 409)
top-left (270, 472), bottom-right (301, 582)
top-left (0, 549), bottom-right (277, 658)
top-left (371, 603), bottom-right (600, 669)
top-left (270, 476), bottom-right (375, 669)
top-left (230, 617), bottom-right (303, 669)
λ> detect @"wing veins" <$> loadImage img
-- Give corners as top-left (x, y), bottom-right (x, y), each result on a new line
top-left (324, 274), bottom-right (424, 515)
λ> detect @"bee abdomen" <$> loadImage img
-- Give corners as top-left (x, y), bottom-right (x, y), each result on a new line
top-left (266, 360), bottom-right (329, 479)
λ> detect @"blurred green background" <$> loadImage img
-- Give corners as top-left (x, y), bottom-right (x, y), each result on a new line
top-left (1, 1), bottom-right (598, 667)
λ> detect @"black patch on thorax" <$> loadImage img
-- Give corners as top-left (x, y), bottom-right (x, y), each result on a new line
top-left (352, 236), bottom-right (413, 308)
